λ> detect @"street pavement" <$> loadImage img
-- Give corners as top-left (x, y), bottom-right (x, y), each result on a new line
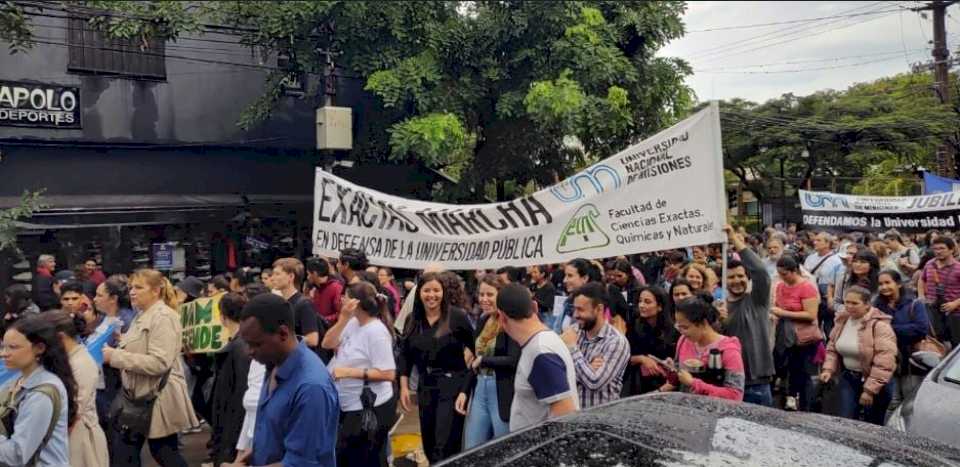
top-left (151, 406), bottom-right (427, 466)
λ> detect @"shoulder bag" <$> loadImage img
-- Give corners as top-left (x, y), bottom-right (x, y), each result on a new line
top-left (108, 326), bottom-right (173, 439)
top-left (909, 300), bottom-right (947, 358)
top-left (776, 282), bottom-right (823, 346)
top-left (0, 383), bottom-right (62, 466)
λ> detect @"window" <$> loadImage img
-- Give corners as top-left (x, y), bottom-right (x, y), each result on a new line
top-left (277, 53), bottom-right (305, 96)
top-left (67, 15), bottom-right (166, 80)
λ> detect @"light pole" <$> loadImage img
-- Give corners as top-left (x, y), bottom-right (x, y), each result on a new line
top-left (780, 157), bottom-right (786, 228)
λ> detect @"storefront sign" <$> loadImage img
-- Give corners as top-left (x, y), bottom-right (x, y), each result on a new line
top-left (313, 104), bottom-right (727, 270)
top-left (0, 81), bottom-right (81, 129)
top-left (152, 242), bottom-right (175, 270)
top-left (180, 294), bottom-right (229, 354)
top-left (800, 190), bottom-right (960, 232)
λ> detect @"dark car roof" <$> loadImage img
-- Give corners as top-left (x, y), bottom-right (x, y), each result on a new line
top-left (440, 393), bottom-right (960, 467)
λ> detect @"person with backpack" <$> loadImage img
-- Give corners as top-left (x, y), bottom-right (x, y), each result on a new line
top-left (0, 313), bottom-right (75, 466)
top-left (43, 311), bottom-right (108, 467)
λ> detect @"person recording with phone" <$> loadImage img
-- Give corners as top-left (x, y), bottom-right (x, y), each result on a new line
top-left (662, 298), bottom-right (745, 402)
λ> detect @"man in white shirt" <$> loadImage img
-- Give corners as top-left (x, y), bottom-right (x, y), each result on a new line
top-left (804, 232), bottom-right (844, 290)
top-left (496, 284), bottom-right (578, 432)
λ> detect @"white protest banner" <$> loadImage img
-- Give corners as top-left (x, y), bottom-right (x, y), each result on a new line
top-left (800, 190), bottom-right (960, 233)
top-left (313, 102), bottom-right (726, 270)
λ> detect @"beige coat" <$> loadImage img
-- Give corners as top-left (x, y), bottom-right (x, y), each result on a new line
top-left (110, 301), bottom-right (198, 438)
top-left (69, 345), bottom-right (108, 467)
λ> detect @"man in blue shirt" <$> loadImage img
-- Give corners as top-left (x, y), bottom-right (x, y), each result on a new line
top-left (225, 294), bottom-right (339, 467)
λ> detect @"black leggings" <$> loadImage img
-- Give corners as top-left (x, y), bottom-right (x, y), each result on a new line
top-left (417, 373), bottom-right (467, 463)
top-left (337, 396), bottom-right (397, 467)
top-left (786, 344), bottom-right (817, 411)
top-left (110, 429), bottom-right (187, 467)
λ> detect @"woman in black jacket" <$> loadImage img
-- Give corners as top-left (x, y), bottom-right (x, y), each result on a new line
top-left (398, 271), bottom-right (475, 463)
top-left (623, 286), bottom-right (678, 396)
top-left (208, 293), bottom-right (251, 466)
top-left (455, 275), bottom-right (521, 450)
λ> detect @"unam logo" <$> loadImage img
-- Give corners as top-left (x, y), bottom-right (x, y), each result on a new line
top-left (804, 192), bottom-right (849, 209)
top-left (550, 164), bottom-right (622, 203)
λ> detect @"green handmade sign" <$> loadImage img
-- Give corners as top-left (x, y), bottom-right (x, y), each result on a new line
top-left (180, 294), bottom-right (230, 353)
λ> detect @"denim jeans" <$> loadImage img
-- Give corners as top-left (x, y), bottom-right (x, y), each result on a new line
top-left (835, 369), bottom-right (892, 425)
top-left (743, 383), bottom-right (773, 407)
top-left (463, 374), bottom-right (510, 450)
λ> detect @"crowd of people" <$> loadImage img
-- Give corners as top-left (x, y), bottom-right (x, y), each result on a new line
top-left (0, 221), bottom-right (954, 466)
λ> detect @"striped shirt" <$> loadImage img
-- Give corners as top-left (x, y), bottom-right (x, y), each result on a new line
top-left (922, 258), bottom-right (960, 304)
top-left (570, 322), bottom-right (630, 409)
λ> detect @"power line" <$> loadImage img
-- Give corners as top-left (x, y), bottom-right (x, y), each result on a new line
top-left (12, 8), bottom-right (266, 47)
top-left (685, 2), bottom-right (892, 60)
top-left (23, 21), bottom-right (267, 58)
top-left (26, 36), bottom-right (282, 71)
top-left (697, 7), bottom-right (904, 64)
top-left (685, 7), bottom-right (906, 33)
top-left (695, 49), bottom-right (929, 70)
top-left (695, 51), bottom-right (929, 73)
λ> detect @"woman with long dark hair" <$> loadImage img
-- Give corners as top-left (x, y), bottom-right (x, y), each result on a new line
top-left (0, 314), bottom-right (76, 466)
top-left (2, 285), bottom-right (39, 334)
top-left (623, 286), bottom-right (678, 396)
top-left (831, 250), bottom-right (881, 315)
top-left (43, 310), bottom-right (108, 467)
top-left (608, 259), bottom-right (641, 315)
top-left (398, 271), bottom-right (475, 463)
top-left (90, 276), bottom-right (135, 444)
top-left (324, 281), bottom-right (397, 467)
top-left (875, 270), bottom-right (930, 416)
top-left (455, 275), bottom-right (519, 450)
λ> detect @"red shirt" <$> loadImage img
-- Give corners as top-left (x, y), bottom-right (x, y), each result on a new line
top-left (775, 280), bottom-right (818, 312)
top-left (89, 270), bottom-right (107, 286)
top-left (311, 279), bottom-right (343, 324)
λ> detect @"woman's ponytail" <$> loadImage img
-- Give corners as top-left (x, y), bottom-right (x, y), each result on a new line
top-left (159, 277), bottom-right (181, 309)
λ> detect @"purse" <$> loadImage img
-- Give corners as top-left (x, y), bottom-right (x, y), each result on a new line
top-left (109, 370), bottom-right (171, 439)
top-left (909, 301), bottom-right (947, 357)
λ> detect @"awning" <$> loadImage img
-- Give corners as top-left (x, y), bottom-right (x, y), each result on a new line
top-left (5, 194), bottom-right (313, 229)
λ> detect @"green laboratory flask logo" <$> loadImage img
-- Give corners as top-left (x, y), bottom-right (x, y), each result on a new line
top-left (556, 204), bottom-right (610, 254)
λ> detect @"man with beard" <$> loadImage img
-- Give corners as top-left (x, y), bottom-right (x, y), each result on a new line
top-left (560, 282), bottom-right (629, 409)
top-left (722, 225), bottom-right (775, 407)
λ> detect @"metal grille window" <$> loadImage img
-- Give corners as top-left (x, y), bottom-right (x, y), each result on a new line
top-left (67, 15), bottom-right (166, 80)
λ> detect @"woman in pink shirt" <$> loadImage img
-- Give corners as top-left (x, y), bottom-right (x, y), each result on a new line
top-left (773, 255), bottom-right (821, 412)
top-left (665, 298), bottom-right (744, 402)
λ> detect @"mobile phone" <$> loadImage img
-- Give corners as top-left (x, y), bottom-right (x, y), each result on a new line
top-left (648, 356), bottom-right (677, 373)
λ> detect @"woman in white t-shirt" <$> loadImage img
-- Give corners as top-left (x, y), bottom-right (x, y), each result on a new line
top-left (322, 281), bottom-right (396, 467)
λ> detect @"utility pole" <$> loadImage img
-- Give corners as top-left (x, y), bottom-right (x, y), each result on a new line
top-left (914, 0), bottom-right (960, 177)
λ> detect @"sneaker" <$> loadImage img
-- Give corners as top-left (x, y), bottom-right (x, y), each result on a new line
top-left (785, 396), bottom-right (798, 411)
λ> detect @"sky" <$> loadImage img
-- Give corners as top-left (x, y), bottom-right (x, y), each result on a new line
top-left (659, 1), bottom-right (960, 103)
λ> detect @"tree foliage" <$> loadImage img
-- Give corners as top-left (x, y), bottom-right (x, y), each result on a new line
top-left (4, 1), bottom-right (693, 201)
top-left (0, 191), bottom-right (46, 252)
top-left (718, 72), bottom-right (958, 200)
